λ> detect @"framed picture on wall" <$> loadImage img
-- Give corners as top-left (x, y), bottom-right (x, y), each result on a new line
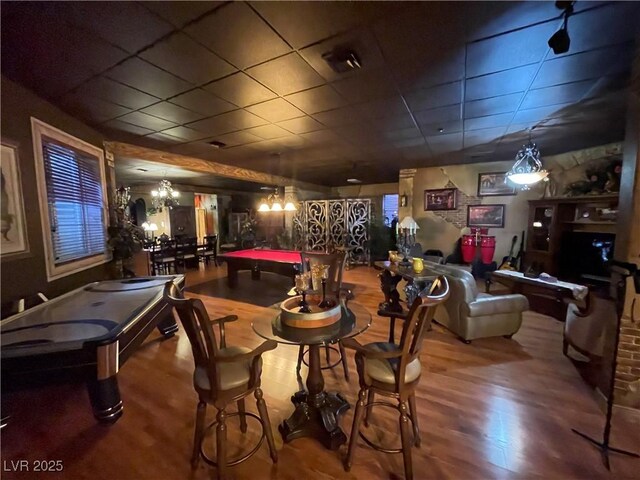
top-left (467, 204), bottom-right (505, 228)
top-left (424, 188), bottom-right (457, 211)
top-left (477, 172), bottom-right (517, 196)
top-left (1, 140), bottom-right (29, 257)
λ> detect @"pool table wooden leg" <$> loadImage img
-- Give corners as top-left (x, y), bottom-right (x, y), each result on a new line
top-left (227, 265), bottom-right (238, 288)
top-left (156, 307), bottom-right (179, 337)
top-left (90, 342), bottom-right (123, 423)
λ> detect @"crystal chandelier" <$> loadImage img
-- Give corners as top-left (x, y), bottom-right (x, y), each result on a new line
top-left (506, 129), bottom-right (548, 188)
top-left (258, 187), bottom-right (296, 212)
top-left (151, 179), bottom-right (180, 211)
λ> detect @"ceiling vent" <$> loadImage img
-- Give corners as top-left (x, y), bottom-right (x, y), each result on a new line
top-left (208, 140), bottom-right (226, 148)
top-left (322, 47), bottom-right (361, 73)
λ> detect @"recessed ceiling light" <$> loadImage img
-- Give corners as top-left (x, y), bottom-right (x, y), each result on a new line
top-left (438, 127), bottom-right (444, 133)
top-left (322, 47), bottom-right (361, 73)
top-left (208, 140), bottom-right (226, 148)
top-left (346, 178), bottom-right (362, 183)
top-left (260, 186), bottom-right (274, 191)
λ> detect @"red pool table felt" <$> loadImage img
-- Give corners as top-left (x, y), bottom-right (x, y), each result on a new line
top-left (222, 248), bottom-right (302, 263)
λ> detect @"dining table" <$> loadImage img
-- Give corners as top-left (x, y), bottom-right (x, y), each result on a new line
top-left (252, 301), bottom-right (371, 450)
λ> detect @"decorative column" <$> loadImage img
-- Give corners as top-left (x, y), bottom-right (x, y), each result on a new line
top-left (398, 168), bottom-right (416, 220)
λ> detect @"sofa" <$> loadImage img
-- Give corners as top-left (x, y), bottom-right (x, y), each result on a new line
top-left (424, 262), bottom-right (529, 343)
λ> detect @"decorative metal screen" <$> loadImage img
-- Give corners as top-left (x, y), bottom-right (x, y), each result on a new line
top-left (293, 199), bottom-right (370, 265)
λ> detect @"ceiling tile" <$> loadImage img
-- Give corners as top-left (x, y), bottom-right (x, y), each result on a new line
top-left (312, 106), bottom-right (361, 127)
top-left (139, 32), bottom-right (236, 84)
top-left (103, 119), bottom-right (154, 136)
top-left (531, 44), bottom-right (634, 89)
top-left (185, 2), bottom-right (291, 68)
top-left (168, 89), bottom-right (236, 116)
top-left (404, 82), bottom-right (462, 112)
top-left (204, 72), bottom-right (277, 107)
top-left (247, 54), bottom-right (326, 96)
top-left (352, 97), bottom-right (410, 120)
top-left (426, 132), bottom-right (463, 154)
top-left (466, 22), bottom-right (557, 78)
top-left (186, 115), bottom-right (238, 136)
top-left (383, 127), bottom-right (423, 141)
top-left (512, 103), bottom-right (572, 124)
top-left (141, 102), bottom-right (204, 124)
top-left (331, 69), bottom-right (398, 104)
top-left (143, 1), bottom-right (222, 28)
top-left (371, 115), bottom-right (416, 132)
top-left (464, 2), bottom-right (558, 41)
top-left (107, 58), bottom-right (194, 99)
top-left (276, 116), bottom-right (325, 134)
top-left (252, 1), bottom-right (371, 49)
top-left (206, 130), bottom-right (263, 147)
top-left (216, 109), bottom-right (268, 130)
top-left (244, 124), bottom-right (291, 140)
top-left (64, 1), bottom-right (174, 53)
top-left (245, 98), bottom-right (305, 123)
top-left (161, 126), bottom-right (211, 141)
top-left (391, 49), bottom-right (465, 92)
top-left (284, 85), bottom-right (348, 115)
top-left (466, 64), bottom-right (538, 101)
top-left (463, 127), bottom-right (505, 148)
top-left (76, 77), bottom-right (160, 109)
top-left (521, 80), bottom-right (594, 110)
top-left (60, 93), bottom-right (131, 123)
top-left (299, 28), bottom-right (386, 82)
top-left (464, 93), bottom-right (523, 119)
top-left (414, 105), bottom-right (462, 127)
top-left (117, 111), bottom-right (178, 131)
top-left (144, 132), bottom-right (184, 144)
top-left (464, 113), bottom-right (513, 131)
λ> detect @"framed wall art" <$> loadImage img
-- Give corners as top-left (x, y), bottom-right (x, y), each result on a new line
top-left (467, 204), bottom-right (505, 228)
top-left (424, 188), bottom-right (457, 211)
top-left (477, 172), bottom-right (516, 196)
top-left (1, 140), bottom-right (28, 256)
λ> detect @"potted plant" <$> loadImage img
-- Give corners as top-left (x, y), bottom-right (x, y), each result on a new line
top-left (108, 188), bottom-right (144, 278)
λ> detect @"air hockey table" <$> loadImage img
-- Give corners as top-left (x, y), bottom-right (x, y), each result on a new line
top-left (1, 275), bottom-right (184, 424)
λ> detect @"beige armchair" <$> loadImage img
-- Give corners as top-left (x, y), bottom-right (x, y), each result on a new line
top-left (424, 263), bottom-right (528, 343)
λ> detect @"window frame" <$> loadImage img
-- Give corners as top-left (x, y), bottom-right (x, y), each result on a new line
top-left (31, 117), bottom-right (109, 281)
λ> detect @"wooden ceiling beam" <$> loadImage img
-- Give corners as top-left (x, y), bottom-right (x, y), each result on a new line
top-left (104, 141), bottom-right (331, 194)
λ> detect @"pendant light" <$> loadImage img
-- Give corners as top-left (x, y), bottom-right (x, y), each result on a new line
top-left (506, 128), bottom-right (548, 187)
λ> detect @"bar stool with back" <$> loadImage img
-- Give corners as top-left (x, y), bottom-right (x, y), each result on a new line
top-left (163, 282), bottom-right (278, 479)
top-left (342, 275), bottom-right (450, 480)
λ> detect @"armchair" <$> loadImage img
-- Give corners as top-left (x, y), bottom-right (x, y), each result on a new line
top-left (424, 263), bottom-right (528, 343)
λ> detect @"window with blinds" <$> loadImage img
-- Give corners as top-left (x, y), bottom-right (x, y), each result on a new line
top-left (382, 194), bottom-right (399, 226)
top-left (32, 118), bottom-right (108, 280)
top-left (42, 138), bottom-right (105, 264)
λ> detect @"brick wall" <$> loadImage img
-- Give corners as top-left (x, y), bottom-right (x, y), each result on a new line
top-left (431, 181), bottom-right (481, 229)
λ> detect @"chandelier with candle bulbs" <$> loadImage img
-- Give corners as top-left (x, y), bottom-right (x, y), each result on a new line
top-left (258, 187), bottom-right (297, 212)
top-left (151, 179), bottom-right (180, 211)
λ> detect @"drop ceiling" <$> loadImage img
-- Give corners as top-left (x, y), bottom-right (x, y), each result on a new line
top-left (2, 1), bottom-right (638, 186)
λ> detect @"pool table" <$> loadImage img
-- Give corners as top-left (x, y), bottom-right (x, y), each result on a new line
top-left (1, 275), bottom-right (184, 424)
top-left (219, 248), bottom-right (302, 288)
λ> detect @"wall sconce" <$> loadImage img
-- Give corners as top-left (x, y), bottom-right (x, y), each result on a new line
top-left (400, 194), bottom-right (408, 207)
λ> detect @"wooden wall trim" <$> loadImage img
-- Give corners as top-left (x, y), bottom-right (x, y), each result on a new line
top-left (104, 141), bottom-right (330, 194)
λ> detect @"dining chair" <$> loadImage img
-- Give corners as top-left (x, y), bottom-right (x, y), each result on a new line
top-left (163, 282), bottom-right (278, 479)
top-left (297, 251), bottom-right (350, 380)
top-left (342, 276), bottom-right (450, 480)
top-left (199, 234), bottom-right (219, 266)
top-left (151, 240), bottom-right (176, 275)
top-left (176, 237), bottom-right (198, 270)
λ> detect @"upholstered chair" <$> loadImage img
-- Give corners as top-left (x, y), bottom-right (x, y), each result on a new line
top-left (342, 276), bottom-right (450, 480)
top-left (297, 251), bottom-right (350, 380)
top-left (163, 282), bottom-right (278, 479)
top-left (424, 262), bottom-right (528, 343)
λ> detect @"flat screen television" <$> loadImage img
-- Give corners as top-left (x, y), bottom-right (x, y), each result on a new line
top-left (558, 231), bottom-right (615, 283)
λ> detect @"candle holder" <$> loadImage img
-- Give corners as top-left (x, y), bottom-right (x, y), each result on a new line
top-left (294, 273), bottom-right (311, 313)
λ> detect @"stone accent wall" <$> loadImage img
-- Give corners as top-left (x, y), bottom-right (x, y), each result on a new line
top-left (614, 280), bottom-right (640, 408)
top-left (431, 181), bottom-right (480, 229)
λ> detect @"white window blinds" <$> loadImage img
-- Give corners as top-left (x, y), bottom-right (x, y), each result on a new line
top-left (382, 194), bottom-right (398, 226)
top-left (42, 137), bottom-right (105, 265)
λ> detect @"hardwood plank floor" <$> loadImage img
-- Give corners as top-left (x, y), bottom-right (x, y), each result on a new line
top-left (1, 263), bottom-right (638, 479)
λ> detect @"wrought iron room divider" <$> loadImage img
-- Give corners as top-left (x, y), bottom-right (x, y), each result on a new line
top-left (293, 199), bottom-right (371, 265)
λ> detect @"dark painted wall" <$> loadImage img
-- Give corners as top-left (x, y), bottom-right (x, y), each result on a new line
top-left (1, 77), bottom-right (111, 303)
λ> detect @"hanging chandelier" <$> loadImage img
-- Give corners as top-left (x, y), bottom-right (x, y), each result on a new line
top-left (258, 187), bottom-right (296, 212)
top-left (151, 179), bottom-right (180, 211)
top-left (506, 129), bottom-right (548, 188)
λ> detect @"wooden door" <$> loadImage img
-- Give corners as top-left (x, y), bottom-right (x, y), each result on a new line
top-left (170, 206), bottom-right (196, 238)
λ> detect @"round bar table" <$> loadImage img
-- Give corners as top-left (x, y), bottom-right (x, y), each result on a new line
top-left (252, 302), bottom-right (371, 450)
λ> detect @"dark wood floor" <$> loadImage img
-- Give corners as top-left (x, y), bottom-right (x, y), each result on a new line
top-left (2, 264), bottom-right (639, 479)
